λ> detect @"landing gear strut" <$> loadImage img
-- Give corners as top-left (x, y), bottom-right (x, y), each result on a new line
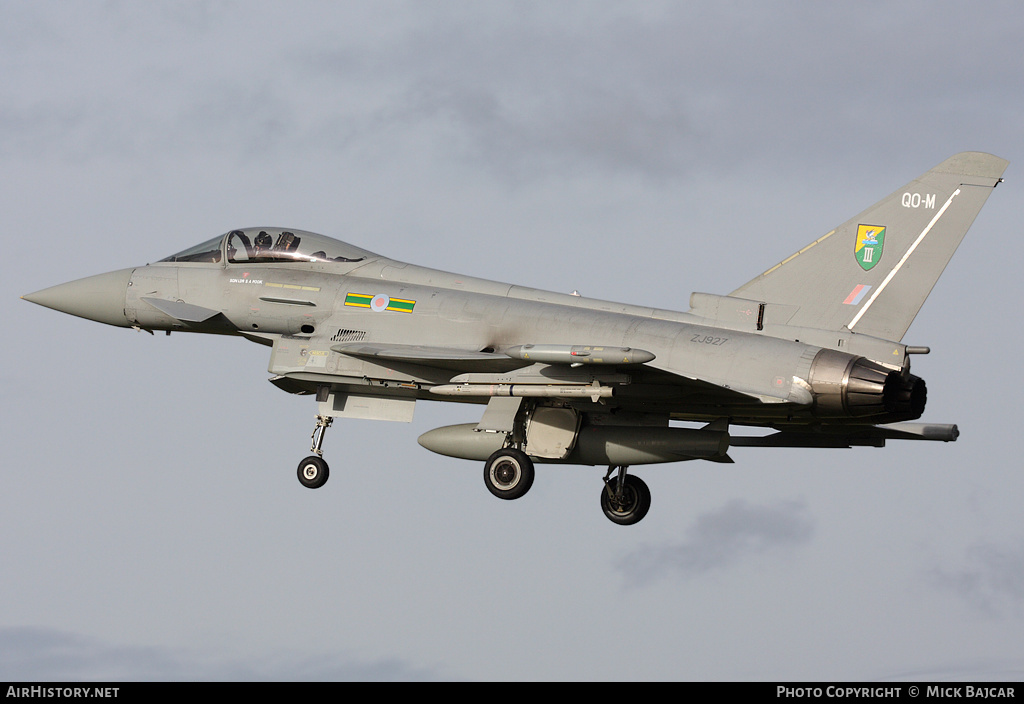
top-left (297, 415), bottom-right (333, 489)
top-left (600, 465), bottom-right (651, 525)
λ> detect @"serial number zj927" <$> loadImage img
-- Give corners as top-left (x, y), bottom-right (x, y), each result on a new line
top-left (691, 334), bottom-right (728, 346)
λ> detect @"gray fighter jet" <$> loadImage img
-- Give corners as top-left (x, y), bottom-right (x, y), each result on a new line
top-left (23, 152), bottom-right (1008, 524)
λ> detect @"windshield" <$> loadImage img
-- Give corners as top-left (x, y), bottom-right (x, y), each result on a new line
top-left (159, 236), bottom-right (222, 263)
top-left (160, 228), bottom-right (377, 265)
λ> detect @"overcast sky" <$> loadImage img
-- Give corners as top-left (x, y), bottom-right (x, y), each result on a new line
top-left (2, 1), bottom-right (1023, 681)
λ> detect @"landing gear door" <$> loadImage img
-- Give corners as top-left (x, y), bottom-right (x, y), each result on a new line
top-left (475, 397), bottom-right (523, 433)
top-left (318, 393), bottom-right (416, 423)
top-left (523, 407), bottom-right (580, 460)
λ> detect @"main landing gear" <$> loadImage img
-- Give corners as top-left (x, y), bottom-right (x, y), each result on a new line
top-left (300, 414), bottom-right (652, 525)
top-left (483, 448), bottom-right (535, 500)
top-left (297, 415), bottom-right (332, 489)
top-left (600, 465), bottom-right (651, 526)
top-left (481, 449), bottom-right (652, 525)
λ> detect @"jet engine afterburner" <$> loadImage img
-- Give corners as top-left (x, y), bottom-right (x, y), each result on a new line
top-left (807, 349), bottom-right (925, 420)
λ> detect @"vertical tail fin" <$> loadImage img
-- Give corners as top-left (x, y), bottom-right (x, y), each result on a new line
top-left (731, 152), bottom-right (1008, 341)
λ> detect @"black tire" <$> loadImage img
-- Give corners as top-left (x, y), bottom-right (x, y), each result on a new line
top-left (297, 455), bottom-right (329, 489)
top-left (600, 474), bottom-right (651, 525)
top-left (483, 448), bottom-right (535, 500)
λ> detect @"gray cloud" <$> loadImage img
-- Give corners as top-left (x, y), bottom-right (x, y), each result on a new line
top-left (6, 2), bottom-right (1021, 180)
top-left (931, 542), bottom-right (1024, 616)
top-left (0, 627), bottom-right (438, 681)
top-left (617, 499), bottom-right (814, 585)
top-left (291, 1), bottom-right (1024, 183)
top-left (883, 658), bottom-right (1024, 683)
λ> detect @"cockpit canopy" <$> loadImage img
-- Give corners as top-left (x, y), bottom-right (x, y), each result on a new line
top-left (159, 228), bottom-right (377, 265)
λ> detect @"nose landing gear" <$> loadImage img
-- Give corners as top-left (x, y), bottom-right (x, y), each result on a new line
top-left (297, 414), bottom-right (333, 489)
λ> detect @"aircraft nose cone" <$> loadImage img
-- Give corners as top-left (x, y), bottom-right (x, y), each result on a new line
top-left (22, 267), bottom-right (135, 327)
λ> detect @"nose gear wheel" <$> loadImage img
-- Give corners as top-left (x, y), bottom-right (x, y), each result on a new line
top-left (297, 455), bottom-right (329, 489)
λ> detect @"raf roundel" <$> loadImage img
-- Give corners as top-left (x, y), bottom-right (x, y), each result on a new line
top-left (370, 294), bottom-right (390, 313)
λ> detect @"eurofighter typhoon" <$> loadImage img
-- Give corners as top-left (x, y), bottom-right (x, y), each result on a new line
top-left (23, 153), bottom-right (1007, 524)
